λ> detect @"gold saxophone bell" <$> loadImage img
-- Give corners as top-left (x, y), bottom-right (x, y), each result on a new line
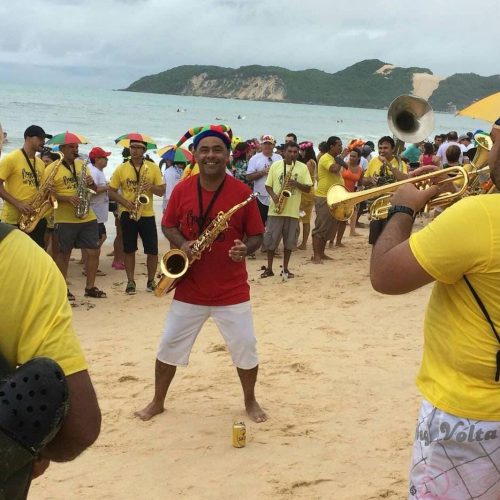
top-left (154, 249), bottom-right (190, 297)
top-left (327, 166), bottom-right (470, 221)
top-left (138, 194), bottom-right (149, 205)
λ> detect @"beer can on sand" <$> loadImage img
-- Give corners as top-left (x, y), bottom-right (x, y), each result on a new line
top-left (232, 421), bottom-right (246, 448)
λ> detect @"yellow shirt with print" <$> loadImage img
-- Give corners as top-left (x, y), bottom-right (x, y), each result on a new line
top-left (109, 160), bottom-right (164, 217)
top-left (0, 149), bottom-right (46, 224)
top-left (265, 160), bottom-right (313, 218)
top-left (44, 159), bottom-right (96, 224)
top-left (315, 153), bottom-right (344, 198)
top-left (365, 155), bottom-right (408, 180)
top-left (0, 226), bottom-right (87, 375)
top-left (409, 195), bottom-right (500, 420)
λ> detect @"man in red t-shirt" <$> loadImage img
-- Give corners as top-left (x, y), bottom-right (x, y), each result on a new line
top-left (135, 125), bottom-right (267, 423)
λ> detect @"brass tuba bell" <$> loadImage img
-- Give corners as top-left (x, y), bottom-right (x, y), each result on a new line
top-left (387, 95), bottom-right (435, 153)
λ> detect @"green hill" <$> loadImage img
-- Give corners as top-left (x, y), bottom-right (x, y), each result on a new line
top-left (122, 60), bottom-right (500, 112)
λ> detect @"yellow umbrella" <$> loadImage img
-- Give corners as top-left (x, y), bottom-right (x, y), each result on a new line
top-left (458, 92), bottom-right (500, 123)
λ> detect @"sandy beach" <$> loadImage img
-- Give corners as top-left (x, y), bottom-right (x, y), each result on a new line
top-left (28, 212), bottom-right (432, 500)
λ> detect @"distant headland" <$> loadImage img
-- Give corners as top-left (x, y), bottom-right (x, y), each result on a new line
top-left (121, 59), bottom-right (500, 113)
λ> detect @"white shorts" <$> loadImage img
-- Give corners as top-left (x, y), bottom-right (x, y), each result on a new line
top-left (409, 399), bottom-right (500, 499)
top-left (157, 300), bottom-right (259, 370)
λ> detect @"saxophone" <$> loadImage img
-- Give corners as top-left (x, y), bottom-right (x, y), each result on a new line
top-left (274, 161), bottom-right (296, 214)
top-left (75, 159), bottom-right (96, 219)
top-left (18, 152), bottom-right (64, 233)
top-left (130, 164), bottom-right (150, 221)
top-left (155, 193), bottom-right (257, 297)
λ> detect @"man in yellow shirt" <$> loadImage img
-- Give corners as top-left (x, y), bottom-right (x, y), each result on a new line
top-left (261, 142), bottom-right (312, 278)
top-left (370, 121), bottom-right (500, 499)
top-left (311, 136), bottom-right (345, 263)
top-left (109, 140), bottom-right (165, 294)
top-left (363, 136), bottom-right (408, 245)
top-left (0, 125), bottom-right (51, 247)
top-left (0, 223), bottom-right (100, 492)
top-left (45, 141), bottom-right (105, 300)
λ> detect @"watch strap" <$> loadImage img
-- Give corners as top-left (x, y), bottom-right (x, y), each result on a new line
top-left (387, 205), bottom-right (415, 221)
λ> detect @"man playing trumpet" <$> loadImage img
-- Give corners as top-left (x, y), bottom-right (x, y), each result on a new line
top-left (363, 136), bottom-right (408, 244)
top-left (370, 120), bottom-right (500, 499)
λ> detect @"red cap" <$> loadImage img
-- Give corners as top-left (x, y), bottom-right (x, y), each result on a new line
top-left (89, 147), bottom-right (111, 161)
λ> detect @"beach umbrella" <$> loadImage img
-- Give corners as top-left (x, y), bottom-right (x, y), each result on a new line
top-left (457, 92), bottom-right (500, 123)
top-left (114, 132), bottom-right (157, 150)
top-left (47, 131), bottom-right (89, 145)
top-left (158, 145), bottom-right (193, 163)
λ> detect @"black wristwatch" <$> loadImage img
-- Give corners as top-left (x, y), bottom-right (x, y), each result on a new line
top-left (387, 205), bottom-right (415, 221)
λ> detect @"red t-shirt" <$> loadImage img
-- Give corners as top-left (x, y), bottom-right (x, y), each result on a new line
top-left (162, 175), bottom-right (264, 306)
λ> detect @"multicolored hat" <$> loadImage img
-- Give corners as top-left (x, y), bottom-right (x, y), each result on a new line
top-left (176, 124), bottom-right (233, 150)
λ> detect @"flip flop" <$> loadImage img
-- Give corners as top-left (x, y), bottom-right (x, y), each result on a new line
top-left (84, 287), bottom-right (107, 298)
top-left (260, 268), bottom-right (274, 278)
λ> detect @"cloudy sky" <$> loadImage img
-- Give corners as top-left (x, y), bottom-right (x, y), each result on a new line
top-left (0, 0), bottom-right (497, 89)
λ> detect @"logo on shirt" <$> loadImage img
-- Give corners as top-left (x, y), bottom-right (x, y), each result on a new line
top-left (183, 209), bottom-right (226, 243)
top-left (62, 175), bottom-right (77, 189)
top-left (21, 169), bottom-right (37, 187)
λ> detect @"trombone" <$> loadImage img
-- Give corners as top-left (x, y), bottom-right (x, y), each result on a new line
top-left (327, 166), bottom-right (470, 221)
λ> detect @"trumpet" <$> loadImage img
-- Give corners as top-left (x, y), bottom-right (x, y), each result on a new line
top-left (327, 166), bottom-right (470, 221)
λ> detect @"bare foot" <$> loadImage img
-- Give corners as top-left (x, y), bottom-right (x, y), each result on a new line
top-left (328, 241), bottom-right (334, 249)
top-left (134, 401), bottom-right (164, 421)
top-left (350, 232), bottom-right (360, 237)
top-left (321, 254), bottom-right (333, 260)
top-left (335, 242), bottom-right (345, 248)
top-left (246, 399), bottom-right (267, 423)
top-left (311, 256), bottom-right (323, 264)
top-left (297, 243), bottom-right (307, 250)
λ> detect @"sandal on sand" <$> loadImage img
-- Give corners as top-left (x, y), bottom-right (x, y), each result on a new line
top-left (82, 270), bottom-right (106, 277)
top-left (84, 287), bottom-right (107, 298)
top-left (67, 289), bottom-right (75, 301)
top-left (282, 269), bottom-right (295, 278)
top-left (260, 268), bottom-right (274, 278)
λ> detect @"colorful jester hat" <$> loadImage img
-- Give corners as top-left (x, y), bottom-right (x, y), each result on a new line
top-left (176, 124), bottom-right (233, 151)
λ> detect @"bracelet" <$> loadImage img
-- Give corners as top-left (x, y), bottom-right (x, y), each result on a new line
top-left (387, 205), bottom-right (415, 221)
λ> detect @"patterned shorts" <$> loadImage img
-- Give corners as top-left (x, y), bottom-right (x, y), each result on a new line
top-left (409, 399), bottom-right (500, 499)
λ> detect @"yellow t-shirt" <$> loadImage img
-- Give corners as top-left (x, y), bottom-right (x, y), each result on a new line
top-left (44, 159), bottom-right (96, 224)
top-left (409, 194), bottom-right (500, 420)
top-left (315, 153), bottom-right (344, 198)
top-left (265, 160), bottom-right (313, 218)
top-left (0, 149), bottom-right (46, 224)
top-left (181, 163), bottom-right (199, 180)
top-left (0, 227), bottom-right (87, 375)
top-left (109, 160), bottom-right (164, 217)
top-left (365, 156), bottom-right (408, 179)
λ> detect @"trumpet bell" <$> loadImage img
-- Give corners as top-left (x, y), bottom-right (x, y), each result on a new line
top-left (326, 185), bottom-right (355, 221)
top-left (387, 95), bottom-right (435, 143)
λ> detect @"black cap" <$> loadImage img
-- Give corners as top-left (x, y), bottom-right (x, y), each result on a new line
top-left (24, 125), bottom-right (52, 140)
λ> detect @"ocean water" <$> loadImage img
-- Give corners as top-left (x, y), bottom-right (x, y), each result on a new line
top-left (0, 82), bottom-right (491, 176)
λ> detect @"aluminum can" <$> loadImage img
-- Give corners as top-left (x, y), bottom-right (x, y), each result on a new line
top-left (232, 421), bottom-right (246, 448)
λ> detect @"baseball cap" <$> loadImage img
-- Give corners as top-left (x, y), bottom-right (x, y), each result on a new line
top-left (260, 134), bottom-right (276, 145)
top-left (458, 134), bottom-right (470, 142)
top-left (24, 125), bottom-right (52, 139)
top-left (89, 147), bottom-right (111, 160)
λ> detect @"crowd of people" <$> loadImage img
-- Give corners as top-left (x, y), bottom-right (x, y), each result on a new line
top-left (1, 119), bottom-right (500, 498)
